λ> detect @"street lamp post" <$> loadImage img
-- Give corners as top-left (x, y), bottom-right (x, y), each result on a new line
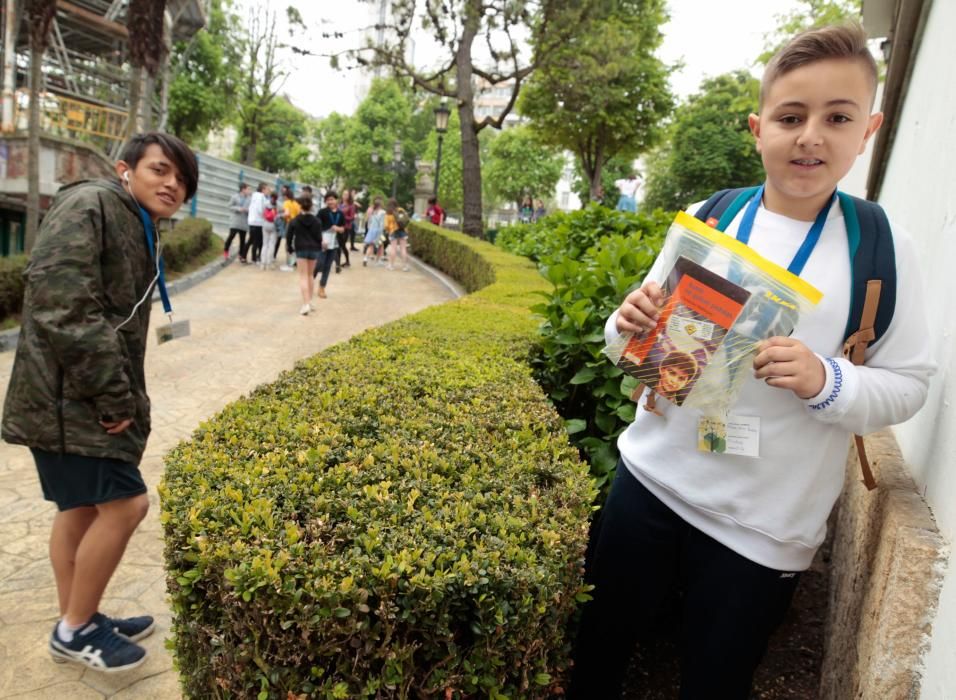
top-left (433, 100), bottom-right (451, 197)
top-left (391, 140), bottom-right (402, 200)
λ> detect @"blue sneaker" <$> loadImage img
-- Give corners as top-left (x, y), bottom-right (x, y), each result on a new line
top-left (109, 614), bottom-right (155, 642)
top-left (49, 613), bottom-right (147, 672)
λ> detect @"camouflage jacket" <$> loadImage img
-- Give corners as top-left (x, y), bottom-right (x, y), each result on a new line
top-left (2, 179), bottom-right (157, 463)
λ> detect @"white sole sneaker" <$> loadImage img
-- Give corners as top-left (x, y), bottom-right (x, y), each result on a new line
top-left (299, 305), bottom-right (310, 315)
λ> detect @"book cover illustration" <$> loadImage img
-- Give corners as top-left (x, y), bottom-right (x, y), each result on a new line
top-left (619, 256), bottom-right (752, 407)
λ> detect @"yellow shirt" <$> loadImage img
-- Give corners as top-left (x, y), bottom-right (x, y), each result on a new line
top-left (283, 198), bottom-right (301, 221)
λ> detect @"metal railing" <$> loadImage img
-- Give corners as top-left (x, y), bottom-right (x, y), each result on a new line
top-left (13, 89), bottom-right (127, 153)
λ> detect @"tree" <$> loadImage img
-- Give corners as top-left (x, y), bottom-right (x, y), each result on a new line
top-left (234, 4), bottom-right (286, 166)
top-left (519, 0), bottom-right (674, 201)
top-left (344, 1), bottom-right (592, 238)
top-left (641, 72), bottom-right (764, 212)
top-left (253, 97), bottom-right (312, 175)
top-left (758, 0), bottom-right (863, 65)
top-left (125, 0), bottom-right (168, 138)
top-left (570, 155), bottom-right (633, 208)
top-left (167, 0), bottom-right (243, 145)
top-left (24, 0), bottom-right (57, 252)
top-left (483, 125), bottom-right (564, 209)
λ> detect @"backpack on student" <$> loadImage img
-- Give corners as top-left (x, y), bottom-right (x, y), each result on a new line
top-left (694, 186), bottom-right (897, 491)
top-left (264, 206), bottom-right (276, 223)
top-left (395, 208), bottom-right (410, 229)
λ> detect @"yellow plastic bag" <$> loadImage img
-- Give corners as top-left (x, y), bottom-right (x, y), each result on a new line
top-left (604, 211), bottom-right (823, 415)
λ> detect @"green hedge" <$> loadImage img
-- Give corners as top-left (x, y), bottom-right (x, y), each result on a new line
top-left (0, 255), bottom-right (27, 323)
top-left (163, 217), bottom-right (214, 273)
top-left (162, 221), bottom-right (595, 699)
top-left (0, 218), bottom-right (212, 327)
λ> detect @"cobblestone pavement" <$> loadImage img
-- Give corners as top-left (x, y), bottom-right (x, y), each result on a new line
top-left (0, 256), bottom-right (455, 698)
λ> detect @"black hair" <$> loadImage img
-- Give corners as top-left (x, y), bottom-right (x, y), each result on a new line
top-left (427, 197), bottom-right (437, 205)
top-left (239, 182), bottom-right (249, 192)
top-left (297, 195), bottom-right (313, 211)
top-left (257, 182), bottom-right (268, 192)
top-left (119, 131), bottom-right (199, 201)
top-left (325, 190), bottom-right (338, 201)
top-left (302, 185), bottom-right (313, 194)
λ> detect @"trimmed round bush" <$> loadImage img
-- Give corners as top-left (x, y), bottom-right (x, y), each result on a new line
top-left (162, 221), bottom-right (595, 699)
top-left (0, 255), bottom-right (27, 323)
top-left (163, 217), bottom-right (214, 273)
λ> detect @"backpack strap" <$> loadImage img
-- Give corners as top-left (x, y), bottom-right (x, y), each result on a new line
top-left (693, 187), bottom-right (761, 230)
top-left (837, 193), bottom-right (896, 492)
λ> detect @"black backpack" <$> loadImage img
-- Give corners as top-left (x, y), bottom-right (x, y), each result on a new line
top-left (694, 187), bottom-right (897, 490)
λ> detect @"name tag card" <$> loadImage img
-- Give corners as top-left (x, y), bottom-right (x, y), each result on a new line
top-left (698, 415), bottom-right (760, 458)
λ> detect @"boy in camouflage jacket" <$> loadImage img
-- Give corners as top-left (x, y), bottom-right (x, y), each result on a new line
top-left (1, 132), bottom-right (198, 672)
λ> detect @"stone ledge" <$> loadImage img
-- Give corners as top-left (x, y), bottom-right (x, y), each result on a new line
top-left (0, 255), bottom-right (233, 353)
top-left (820, 429), bottom-right (949, 699)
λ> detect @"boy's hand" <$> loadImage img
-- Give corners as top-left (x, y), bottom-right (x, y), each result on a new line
top-left (616, 282), bottom-right (664, 335)
top-left (753, 337), bottom-right (825, 399)
top-left (100, 418), bottom-right (133, 434)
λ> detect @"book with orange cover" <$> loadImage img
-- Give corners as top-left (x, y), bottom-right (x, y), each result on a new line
top-left (619, 256), bottom-right (751, 406)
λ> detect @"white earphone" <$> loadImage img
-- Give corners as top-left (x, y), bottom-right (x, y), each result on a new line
top-left (124, 171), bottom-right (131, 184)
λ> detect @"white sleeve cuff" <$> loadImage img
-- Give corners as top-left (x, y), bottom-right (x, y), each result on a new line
top-left (605, 310), bottom-right (621, 346)
top-left (805, 355), bottom-right (857, 421)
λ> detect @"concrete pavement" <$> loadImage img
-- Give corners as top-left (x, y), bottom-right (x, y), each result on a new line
top-left (0, 254), bottom-right (456, 698)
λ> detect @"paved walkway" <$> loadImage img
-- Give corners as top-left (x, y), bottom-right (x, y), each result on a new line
top-left (0, 255), bottom-right (456, 698)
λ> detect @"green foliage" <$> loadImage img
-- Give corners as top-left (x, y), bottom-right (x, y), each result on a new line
top-left (162, 221), bottom-right (595, 699)
top-left (422, 107), bottom-right (464, 214)
top-left (642, 71), bottom-right (764, 212)
top-left (252, 97), bottom-right (313, 176)
top-left (757, 0), bottom-right (863, 65)
top-left (520, 0), bottom-right (674, 199)
top-left (167, 0), bottom-right (243, 145)
top-left (570, 155), bottom-right (634, 209)
top-left (0, 255), bottom-right (27, 323)
top-left (162, 218), bottom-right (214, 273)
top-left (498, 205), bottom-right (671, 487)
top-left (306, 78), bottom-right (427, 203)
top-left (483, 126), bottom-right (565, 208)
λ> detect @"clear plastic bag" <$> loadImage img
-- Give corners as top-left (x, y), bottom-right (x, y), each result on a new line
top-left (604, 211), bottom-right (823, 416)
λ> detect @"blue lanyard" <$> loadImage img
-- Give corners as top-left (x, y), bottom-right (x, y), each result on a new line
top-left (138, 207), bottom-right (173, 316)
top-left (734, 184), bottom-right (835, 276)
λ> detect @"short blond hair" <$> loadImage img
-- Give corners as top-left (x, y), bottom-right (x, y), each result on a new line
top-left (760, 23), bottom-right (878, 109)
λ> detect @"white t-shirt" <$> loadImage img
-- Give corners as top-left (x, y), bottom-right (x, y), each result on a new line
top-left (615, 177), bottom-right (641, 198)
top-left (606, 198), bottom-right (935, 571)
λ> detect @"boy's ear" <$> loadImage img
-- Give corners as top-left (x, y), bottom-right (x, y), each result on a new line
top-left (114, 160), bottom-right (131, 180)
top-left (859, 112), bottom-right (884, 154)
top-left (748, 113), bottom-right (762, 152)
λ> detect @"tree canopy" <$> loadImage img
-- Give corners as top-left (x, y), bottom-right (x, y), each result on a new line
top-left (641, 71), bottom-right (764, 212)
top-left (519, 0), bottom-right (674, 201)
top-left (483, 126), bottom-right (564, 209)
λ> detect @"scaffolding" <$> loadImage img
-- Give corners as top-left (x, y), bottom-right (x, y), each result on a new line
top-left (0, 0), bottom-right (206, 153)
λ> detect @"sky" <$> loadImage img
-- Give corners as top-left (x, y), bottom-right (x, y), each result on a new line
top-left (264, 0), bottom-right (809, 120)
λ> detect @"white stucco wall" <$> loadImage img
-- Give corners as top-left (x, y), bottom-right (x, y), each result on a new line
top-left (877, 1), bottom-right (956, 696)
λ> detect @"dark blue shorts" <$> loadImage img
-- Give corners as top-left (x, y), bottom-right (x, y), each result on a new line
top-left (295, 250), bottom-right (321, 260)
top-left (31, 448), bottom-right (147, 511)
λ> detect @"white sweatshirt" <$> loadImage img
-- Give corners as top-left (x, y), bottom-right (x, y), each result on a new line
top-left (247, 191), bottom-right (267, 227)
top-left (606, 198), bottom-right (935, 571)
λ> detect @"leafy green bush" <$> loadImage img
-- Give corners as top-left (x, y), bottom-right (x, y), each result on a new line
top-left (500, 206), bottom-right (671, 487)
top-left (163, 217), bottom-right (214, 273)
top-left (0, 255), bottom-right (26, 324)
top-left (496, 203), bottom-right (672, 263)
top-left (162, 221), bottom-right (595, 699)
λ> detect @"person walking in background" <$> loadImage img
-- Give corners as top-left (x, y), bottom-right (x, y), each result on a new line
top-left (336, 189), bottom-right (356, 272)
top-left (1, 131), bottom-right (198, 672)
top-left (247, 182), bottom-right (271, 264)
top-left (533, 198), bottom-right (547, 222)
top-left (314, 191), bottom-right (344, 298)
top-left (224, 183), bottom-right (250, 260)
top-left (614, 172), bottom-right (642, 212)
top-left (426, 196), bottom-right (445, 226)
top-left (344, 189), bottom-right (360, 251)
top-left (363, 196), bottom-right (385, 266)
top-left (285, 195), bottom-right (323, 315)
top-left (280, 185), bottom-right (300, 271)
top-left (519, 195), bottom-right (534, 223)
top-left (261, 192), bottom-right (278, 270)
top-left (386, 198), bottom-right (411, 272)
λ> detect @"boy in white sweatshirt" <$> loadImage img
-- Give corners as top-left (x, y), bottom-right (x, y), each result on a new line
top-left (569, 24), bottom-right (935, 699)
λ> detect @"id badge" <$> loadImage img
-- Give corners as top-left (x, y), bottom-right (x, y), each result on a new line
top-left (155, 319), bottom-right (191, 345)
top-left (698, 415), bottom-right (760, 457)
